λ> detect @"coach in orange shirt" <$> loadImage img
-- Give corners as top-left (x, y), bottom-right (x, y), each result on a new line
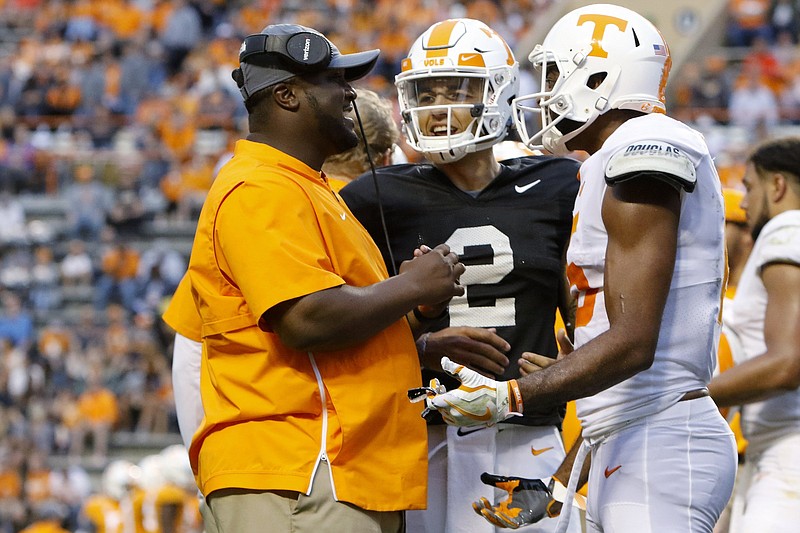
top-left (179, 23), bottom-right (465, 533)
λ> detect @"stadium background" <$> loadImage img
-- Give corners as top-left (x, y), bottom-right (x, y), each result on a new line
top-left (0, 0), bottom-right (793, 530)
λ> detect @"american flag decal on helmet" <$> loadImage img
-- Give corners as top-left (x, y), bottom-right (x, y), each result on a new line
top-left (653, 44), bottom-right (667, 56)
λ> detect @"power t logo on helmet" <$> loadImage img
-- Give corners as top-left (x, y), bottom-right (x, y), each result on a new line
top-left (395, 18), bottom-right (520, 163)
top-left (513, 3), bottom-right (672, 155)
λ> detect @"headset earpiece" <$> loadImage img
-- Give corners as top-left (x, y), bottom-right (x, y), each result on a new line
top-left (232, 68), bottom-right (245, 88)
top-left (239, 31), bottom-right (332, 72)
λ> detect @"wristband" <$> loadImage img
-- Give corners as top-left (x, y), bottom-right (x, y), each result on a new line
top-left (508, 379), bottom-right (523, 414)
top-left (413, 306), bottom-right (448, 322)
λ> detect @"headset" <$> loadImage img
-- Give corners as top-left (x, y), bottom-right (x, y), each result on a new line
top-left (239, 31), bottom-right (332, 71)
top-left (232, 30), bottom-right (334, 97)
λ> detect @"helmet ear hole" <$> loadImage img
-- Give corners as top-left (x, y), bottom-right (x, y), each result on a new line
top-left (587, 72), bottom-right (607, 90)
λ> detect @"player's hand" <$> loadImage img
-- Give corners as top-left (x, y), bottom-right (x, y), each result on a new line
top-left (519, 328), bottom-right (573, 376)
top-left (421, 327), bottom-right (510, 377)
top-left (399, 243), bottom-right (464, 309)
top-left (427, 357), bottom-right (523, 427)
top-left (472, 473), bottom-right (554, 529)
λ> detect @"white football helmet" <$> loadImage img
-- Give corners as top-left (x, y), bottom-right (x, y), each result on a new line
top-left (159, 444), bottom-right (195, 491)
top-left (514, 3), bottom-right (672, 155)
top-left (101, 460), bottom-right (141, 501)
top-left (137, 454), bottom-right (167, 491)
top-left (395, 18), bottom-right (519, 163)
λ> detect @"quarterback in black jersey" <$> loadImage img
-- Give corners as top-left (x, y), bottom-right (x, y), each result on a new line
top-left (339, 18), bottom-right (582, 533)
top-left (342, 155), bottom-right (578, 427)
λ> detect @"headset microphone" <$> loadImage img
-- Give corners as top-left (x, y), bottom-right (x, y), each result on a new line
top-left (352, 99), bottom-right (398, 276)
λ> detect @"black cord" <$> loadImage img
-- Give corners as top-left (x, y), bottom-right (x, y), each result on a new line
top-left (353, 99), bottom-right (398, 276)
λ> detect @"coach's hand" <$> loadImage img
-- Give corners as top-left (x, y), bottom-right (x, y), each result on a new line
top-left (420, 327), bottom-right (509, 377)
top-left (472, 473), bottom-right (554, 529)
top-left (427, 357), bottom-right (523, 427)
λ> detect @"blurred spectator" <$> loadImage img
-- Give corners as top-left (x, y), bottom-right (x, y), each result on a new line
top-left (0, 292), bottom-right (34, 352)
top-left (0, 125), bottom-right (38, 194)
top-left (62, 163), bottom-right (113, 242)
top-left (42, 66), bottom-right (82, 118)
top-left (686, 56), bottom-right (735, 123)
top-left (29, 245), bottom-right (62, 315)
top-left (770, 0), bottom-right (799, 40)
top-left (64, 0), bottom-right (100, 42)
top-left (93, 232), bottom-right (140, 312)
top-left (0, 449), bottom-right (25, 533)
top-left (69, 368), bottom-right (119, 465)
top-left (134, 241), bottom-right (185, 317)
top-left (59, 240), bottom-right (93, 288)
top-left (727, 0), bottom-right (774, 46)
top-left (741, 35), bottom-right (786, 93)
top-left (37, 319), bottom-right (74, 394)
top-left (160, 0), bottom-right (202, 77)
top-left (137, 240), bottom-right (184, 292)
top-left (0, 248), bottom-right (32, 292)
top-left (23, 451), bottom-right (56, 519)
top-left (107, 173), bottom-right (149, 237)
top-left (159, 156), bottom-right (214, 221)
top-left (0, 190), bottom-right (27, 246)
top-left (729, 63), bottom-right (780, 133)
top-left (771, 29), bottom-right (797, 69)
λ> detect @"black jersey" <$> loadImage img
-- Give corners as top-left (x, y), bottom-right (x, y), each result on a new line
top-left (340, 155), bottom-right (580, 427)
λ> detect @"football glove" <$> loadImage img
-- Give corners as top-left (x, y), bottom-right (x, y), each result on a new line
top-left (426, 356), bottom-right (523, 427)
top-left (472, 473), bottom-right (554, 529)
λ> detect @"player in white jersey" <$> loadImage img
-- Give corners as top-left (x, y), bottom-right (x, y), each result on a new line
top-left (708, 137), bottom-right (800, 533)
top-left (422, 4), bottom-right (737, 532)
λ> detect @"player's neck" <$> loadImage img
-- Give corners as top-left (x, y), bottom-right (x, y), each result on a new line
top-left (437, 150), bottom-right (501, 192)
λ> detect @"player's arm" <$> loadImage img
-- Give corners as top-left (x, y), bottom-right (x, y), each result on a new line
top-left (513, 175), bottom-right (680, 407)
top-left (709, 261), bottom-right (800, 406)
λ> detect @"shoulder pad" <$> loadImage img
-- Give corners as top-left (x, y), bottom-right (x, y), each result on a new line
top-left (605, 142), bottom-right (696, 192)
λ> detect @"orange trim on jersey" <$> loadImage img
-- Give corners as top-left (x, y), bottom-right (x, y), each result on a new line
top-left (567, 262), bottom-right (598, 328)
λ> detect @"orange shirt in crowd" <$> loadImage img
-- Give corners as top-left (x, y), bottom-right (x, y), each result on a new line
top-left (77, 387), bottom-right (119, 425)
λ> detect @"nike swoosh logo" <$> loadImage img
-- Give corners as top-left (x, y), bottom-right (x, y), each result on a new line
top-left (530, 446), bottom-right (554, 456)
top-left (604, 465), bottom-right (622, 478)
top-left (460, 53), bottom-right (479, 62)
top-left (443, 400), bottom-right (494, 422)
top-left (515, 179), bottom-right (541, 193)
top-left (340, 212), bottom-right (346, 220)
top-left (457, 426), bottom-right (486, 437)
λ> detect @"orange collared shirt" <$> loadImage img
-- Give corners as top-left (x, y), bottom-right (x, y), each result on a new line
top-left (185, 139), bottom-right (427, 511)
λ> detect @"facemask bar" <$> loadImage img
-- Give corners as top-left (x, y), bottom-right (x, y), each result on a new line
top-left (513, 45), bottom-right (576, 151)
top-left (397, 69), bottom-right (507, 160)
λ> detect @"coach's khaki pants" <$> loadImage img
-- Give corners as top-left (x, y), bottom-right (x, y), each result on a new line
top-left (206, 460), bottom-right (403, 533)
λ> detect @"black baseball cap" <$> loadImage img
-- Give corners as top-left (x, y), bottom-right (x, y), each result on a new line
top-left (233, 24), bottom-right (380, 102)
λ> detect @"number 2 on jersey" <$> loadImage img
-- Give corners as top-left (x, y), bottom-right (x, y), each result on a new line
top-left (445, 225), bottom-right (515, 327)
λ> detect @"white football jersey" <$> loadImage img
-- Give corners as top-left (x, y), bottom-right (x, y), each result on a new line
top-left (731, 210), bottom-right (800, 454)
top-left (568, 114), bottom-right (726, 438)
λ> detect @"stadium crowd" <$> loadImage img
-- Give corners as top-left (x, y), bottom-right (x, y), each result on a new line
top-left (0, 0), bottom-right (796, 531)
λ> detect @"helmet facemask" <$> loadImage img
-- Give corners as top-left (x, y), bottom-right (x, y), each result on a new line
top-left (513, 4), bottom-right (671, 156)
top-left (395, 18), bottom-right (520, 163)
top-left (515, 45), bottom-right (620, 155)
top-left (398, 72), bottom-right (511, 163)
